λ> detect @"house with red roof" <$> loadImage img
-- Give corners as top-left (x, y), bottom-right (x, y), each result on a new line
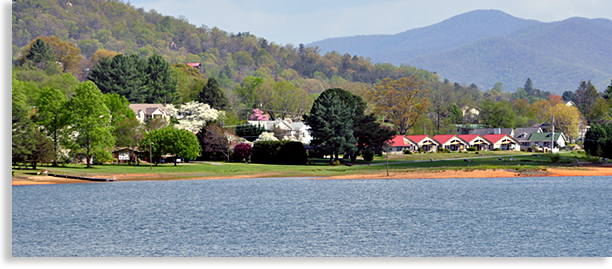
top-left (433, 135), bottom-right (469, 152)
top-left (458, 134), bottom-right (491, 151)
top-left (405, 135), bottom-right (440, 152)
top-left (388, 135), bottom-right (418, 154)
top-left (483, 134), bottom-right (520, 151)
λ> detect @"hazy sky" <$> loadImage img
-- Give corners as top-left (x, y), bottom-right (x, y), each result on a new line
top-left (121, 0), bottom-right (610, 45)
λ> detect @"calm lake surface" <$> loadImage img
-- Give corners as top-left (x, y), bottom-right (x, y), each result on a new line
top-left (12, 176), bottom-right (612, 257)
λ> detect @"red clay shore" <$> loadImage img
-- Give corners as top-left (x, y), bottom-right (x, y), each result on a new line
top-left (320, 167), bottom-right (612, 180)
top-left (12, 167), bottom-right (612, 186)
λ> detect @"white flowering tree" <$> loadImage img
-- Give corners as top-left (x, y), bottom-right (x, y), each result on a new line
top-left (255, 131), bottom-right (278, 142)
top-left (165, 101), bottom-right (224, 133)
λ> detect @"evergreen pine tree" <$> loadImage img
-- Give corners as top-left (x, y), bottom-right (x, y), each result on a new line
top-left (144, 54), bottom-right (179, 104)
top-left (304, 92), bottom-right (357, 164)
top-left (604, 79), bottom-right (612, 100)
top-left (20, 38), bottom-right (56, 70)
top-left (199, 77), bottom-right (229, 109)
top-left (88, 54), bottom-right (147, 103)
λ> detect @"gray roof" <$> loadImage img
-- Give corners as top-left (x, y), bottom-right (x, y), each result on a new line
top-left (514, 127), bottom-right (542, 141)
top-left (129, 103), bottom-right (168, 116)
top-left (248, 120), bottom-right (309, 132)
top-left (471, 128), bottom-right (513, 136)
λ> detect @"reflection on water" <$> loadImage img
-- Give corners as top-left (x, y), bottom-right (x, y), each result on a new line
top-left (12, 176), bottom-right (612, 256)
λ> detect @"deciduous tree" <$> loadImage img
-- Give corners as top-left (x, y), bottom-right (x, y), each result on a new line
top-left (67, 81), bottom-right (115, 168)
top-left (12, 76), bottom-right (36, 166)
top-left (365, 76), bottom-right (429, 135)
top-left (479, 99), bottom-right (516, 128)
top-left (34, 87), bottom-right (69, 166)
top-left (542, 103), bottom-right (581, 141)
top-left (34, 36), bottom-right (83, 75)
top-left (165, 101), bottom-right (223, 133)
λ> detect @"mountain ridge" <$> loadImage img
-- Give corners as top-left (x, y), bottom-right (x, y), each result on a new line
top-left (307, 10), bottom-right (612, 93)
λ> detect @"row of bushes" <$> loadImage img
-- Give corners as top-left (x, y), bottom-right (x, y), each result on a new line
top-left (251, 141), bottom-right (308, 165)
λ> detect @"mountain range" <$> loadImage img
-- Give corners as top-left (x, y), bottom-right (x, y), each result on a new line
top-left (307, 10), bottom-right (612, 94)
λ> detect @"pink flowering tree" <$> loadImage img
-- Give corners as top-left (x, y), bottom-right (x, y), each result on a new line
top-left (249, 109), bottom-right (269, 121)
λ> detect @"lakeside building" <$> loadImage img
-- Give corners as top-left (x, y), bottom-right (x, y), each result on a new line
top-left (528, 132), bottom-right (567, 149)
top-left (457, 134), bottom-right (491, 151)
top-left (405, 135), bottom-right (440, 152)
top-left (483, 134), bottom-right (520, 151)
top-left (433, 135), bottom-right (470, 152)
top-left (388, 135), bottom-right (419, 154)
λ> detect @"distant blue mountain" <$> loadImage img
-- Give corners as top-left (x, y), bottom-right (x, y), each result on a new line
top-left (307, 10), bottom-right (612, 93)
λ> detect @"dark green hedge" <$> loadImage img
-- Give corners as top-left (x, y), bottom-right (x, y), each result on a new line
top-left (251, 141), bottom-right (307, 165)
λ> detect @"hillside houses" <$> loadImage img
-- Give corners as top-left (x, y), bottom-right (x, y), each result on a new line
top-left (128, 104), bottom-right (171, 123)
top-left (247, 119), bottom-right (313, 145)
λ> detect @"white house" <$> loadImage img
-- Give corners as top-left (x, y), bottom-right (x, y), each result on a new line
top-left (404, 135), bottom-right (440, 152)
top-left (248, 119), bottom-right (312, 145)
top-left (129, 104), bottom-right (171, 123)
top-left (484, 134), bottom-right (520, 151)
top-left (388, 135), bottom-right (419, 154)
top-left (528, 132), bottom-right (567, 149)
top-left (433, 134), bottom-right (470, 152)
top-left (458, 134), bottom-right (491, 151)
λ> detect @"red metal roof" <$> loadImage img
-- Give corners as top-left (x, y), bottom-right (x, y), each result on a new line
top-left (405, 135), bottom-right (429, 144)
top-left (483, 134), bottom-right (509, 144)
top-left (186, 63), bottom-right (201, 67)
top-left (389, 135), bottom-right (406, 146)
top-left (433, 134), bottom-right (457, 145)
top-left (458, 134), bottom-right (480, 143)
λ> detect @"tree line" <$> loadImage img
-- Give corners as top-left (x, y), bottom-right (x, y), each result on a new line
top-left (11, 0), bottom-right (612, 166)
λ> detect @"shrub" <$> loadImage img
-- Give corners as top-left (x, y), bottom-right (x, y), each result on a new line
top-left (466, 147), bottom-right (477, 151)
top-left (362, 148), bottom-right (374, 162)
top-left (403, 149), bottom-right (412, 154)
top-left (550, 154), bottom-right (561, 163)
top-left (418, 147), bottom-right (424, 153)
top-left (520, 148), bottom-right (527, 152)
top-left (251, 141), bottom-right (307, 165)
top-left (333, 160), bottom-right (341, 165)
top-left (493, 148), bottom-right (502, 151)
top-left (475, 152), bottom-right (479, 154)
top-left (233, 143), bottom-right (252, 162)
top-left (278, 141), bottom-right (308, 165)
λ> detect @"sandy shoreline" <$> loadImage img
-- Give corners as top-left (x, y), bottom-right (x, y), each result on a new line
top-left (12, 167), bottom-right (612, 186)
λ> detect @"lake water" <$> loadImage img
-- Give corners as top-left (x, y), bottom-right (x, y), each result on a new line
top-left (12, 176), bottom-right (612, 257)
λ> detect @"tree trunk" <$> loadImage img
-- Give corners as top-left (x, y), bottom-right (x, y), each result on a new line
top-left (32, 161), bottom-right (37, 170)
top-left (174, 159), bottom-right (177, 166)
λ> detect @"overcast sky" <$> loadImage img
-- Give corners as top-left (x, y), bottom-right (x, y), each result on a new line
top-left (107, 0), bottom-right (611, 45)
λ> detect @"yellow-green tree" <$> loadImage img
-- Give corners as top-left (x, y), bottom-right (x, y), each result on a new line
top-left (25, 36), bottom-right (83, 75)
top-left (542, 103), bottom-right (581, 141)
top-left (366, 75), bottom-right (430, 135)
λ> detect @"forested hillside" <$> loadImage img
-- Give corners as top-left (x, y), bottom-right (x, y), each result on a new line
top-left (12, 0), bottom-right (612, 140)
top-left (11, 0), bottom-right (438, 96)
top-left (308, 10), bottom-right (612, 94)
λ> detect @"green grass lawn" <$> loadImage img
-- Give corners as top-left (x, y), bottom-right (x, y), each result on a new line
top-left (13, 151), bottom-right (593, 181)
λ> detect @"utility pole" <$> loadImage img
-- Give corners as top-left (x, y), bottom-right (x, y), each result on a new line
top-left (551, 114), bottom-right (555, 153)
top-left (150, 142), bottom-right (153, 170)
